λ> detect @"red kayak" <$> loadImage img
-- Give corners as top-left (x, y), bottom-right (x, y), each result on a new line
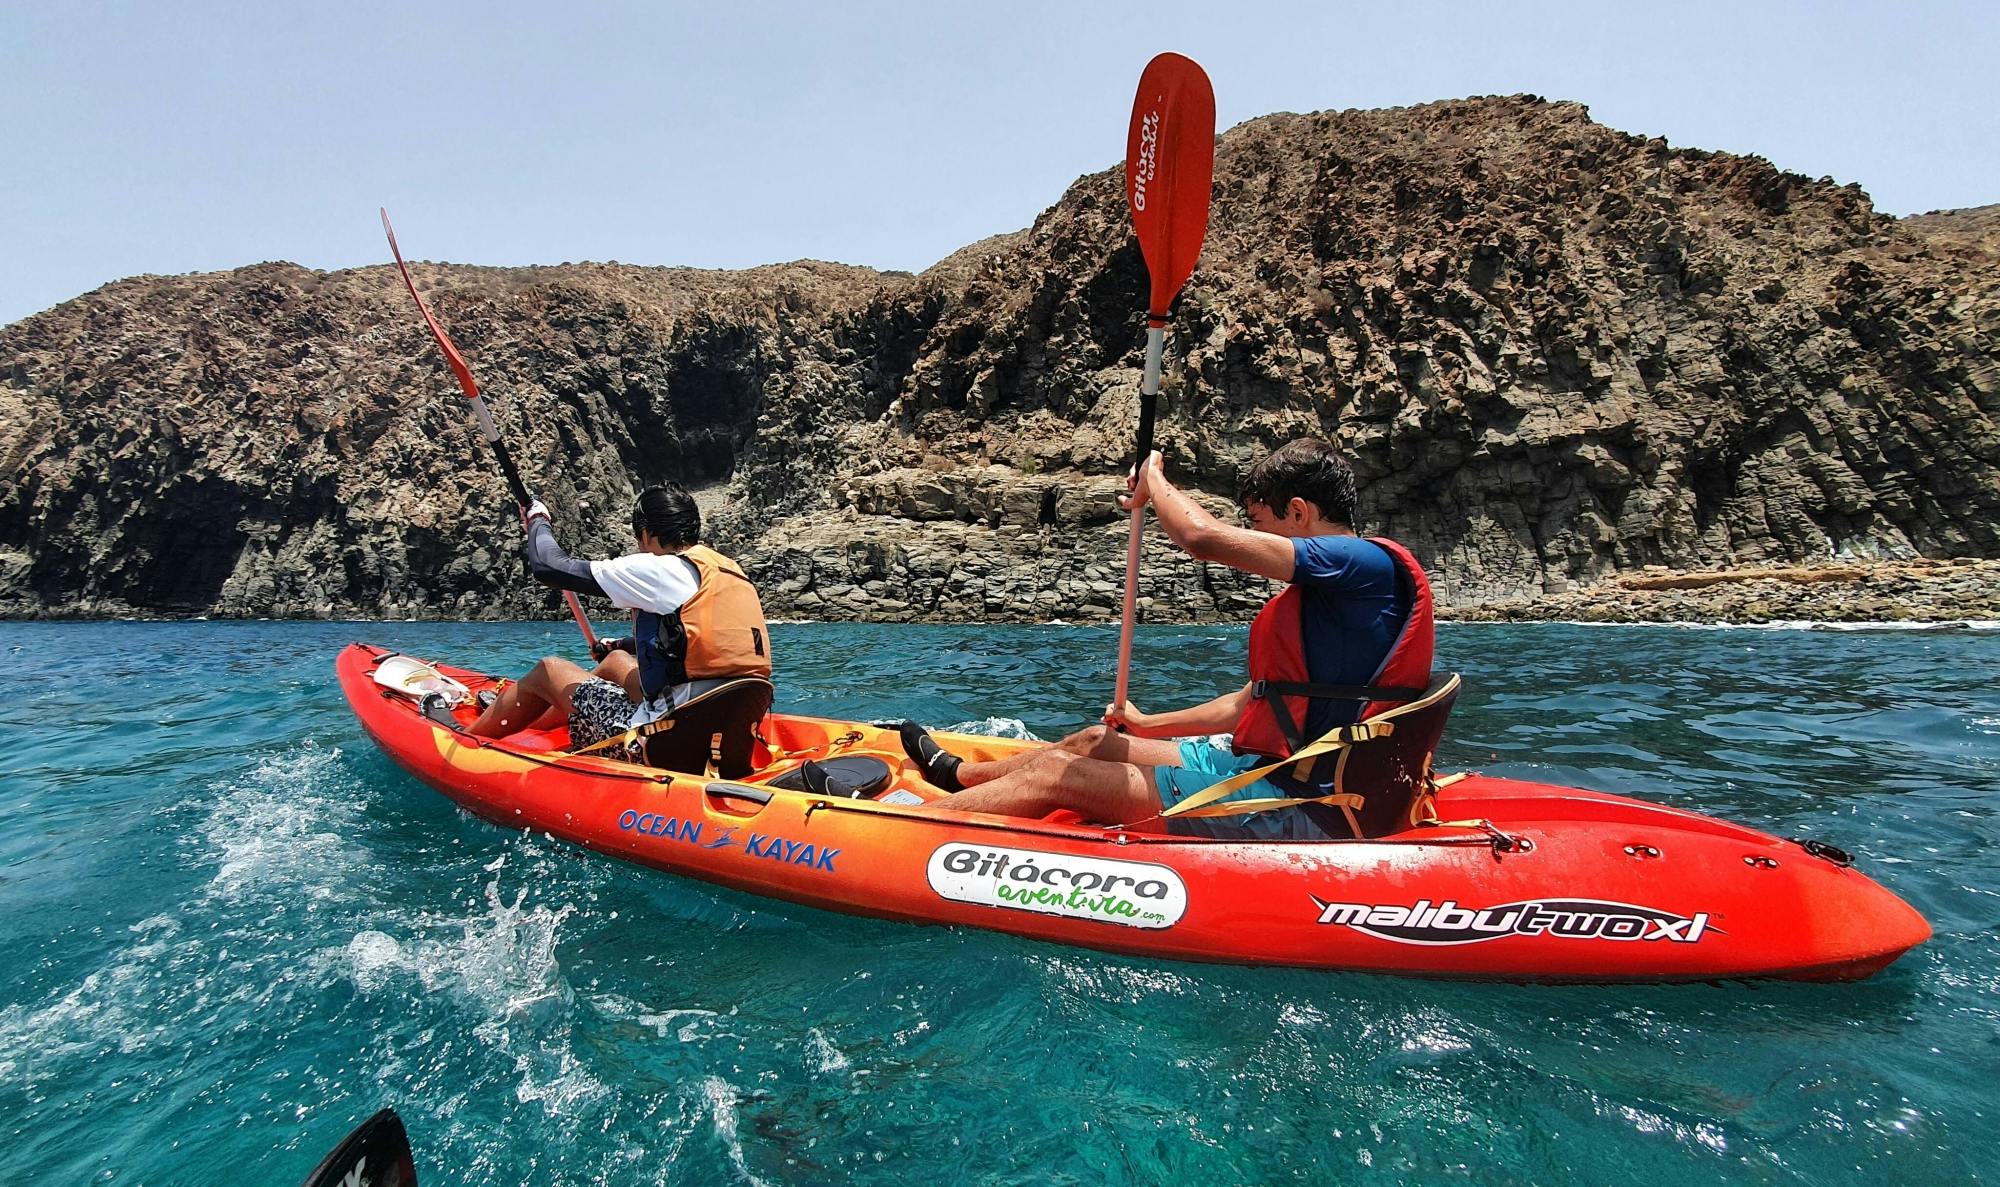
top-left (338, 643), bottom-right (1929, 982)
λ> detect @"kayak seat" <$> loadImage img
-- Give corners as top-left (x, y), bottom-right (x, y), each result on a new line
top-left (641, 677), bottom-right (776, 780)
top-left (767, 754), bottom-right (895, 798)
top-left (1309, 672), bottom-right (1461, 839)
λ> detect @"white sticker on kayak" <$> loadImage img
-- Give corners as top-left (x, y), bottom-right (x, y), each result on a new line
top-left (927, 843), bottom-right (1187, 929)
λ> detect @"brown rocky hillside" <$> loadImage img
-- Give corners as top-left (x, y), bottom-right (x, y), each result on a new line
top-left (3, 95), bottom-right (1997, 622)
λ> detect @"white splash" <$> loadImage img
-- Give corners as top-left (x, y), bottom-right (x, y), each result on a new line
top-left (946, 716), bottom-right (1042, 740)
top-left (344, 930), bottom-right (408, 993)
top-left (700, 1076), bottom-right (772, 1187)
top-left (804, 1027), bottom-right (851, 1074)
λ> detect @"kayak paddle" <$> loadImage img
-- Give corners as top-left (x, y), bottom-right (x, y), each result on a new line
top-left (380, 208), bottom-right (599, 653)
top-left (1113, 52), bottom-right (1215, 716)
top-left (296, 1107), bottom-right (418, 1187)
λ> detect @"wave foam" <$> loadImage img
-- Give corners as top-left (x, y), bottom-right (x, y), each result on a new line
top-left (805, 1026), bottom-right (851, 1074)
top-left (196, 740), bottom-right (363, 903)
top-left (947, 716), bottom-right (1042, 740)
top-left (701, 1076), bottom-right (771, 1187)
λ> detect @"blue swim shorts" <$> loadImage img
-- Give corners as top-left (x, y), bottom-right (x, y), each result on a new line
top-left (1153, 737), bottom-right (1328, 841)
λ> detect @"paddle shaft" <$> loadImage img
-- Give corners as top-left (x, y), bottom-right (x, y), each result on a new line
top-left (475, 398), bottom-right (600, 652)
top-left (471, 396), bottom-right (531, 506)
top-left (381, 208), bottom-right (597, 652)
top-left (1112, 324), bottom-right (1166, 712)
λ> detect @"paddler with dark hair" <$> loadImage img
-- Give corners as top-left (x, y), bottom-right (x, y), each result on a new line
top-left (897, 438), bottom-right (1433, 838)
top-left (468, 483), bottom-right (773, 763)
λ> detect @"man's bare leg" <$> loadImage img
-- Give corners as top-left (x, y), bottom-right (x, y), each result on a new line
top-left (596, 650), bottom-right (642, 700)
top-left (470, 656), bottom-right (593, 737)
top-left (477, 653), bottom-right (642, 736)
top-left (929, 747), bottom-right (1167, 829)
top-left (957, 724), bottom-right (1184, 787)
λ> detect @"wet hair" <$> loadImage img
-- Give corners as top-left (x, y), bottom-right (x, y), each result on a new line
top-left (1236, 439), bottom-right (1358, 527)
top-left (632, 483), bottom-right (700, 547)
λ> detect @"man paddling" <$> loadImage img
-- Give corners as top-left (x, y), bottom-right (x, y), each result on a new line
top-left (469, 483), bottom-right (773, 766)
top-left (898, 439), bottom-right (1434, 838)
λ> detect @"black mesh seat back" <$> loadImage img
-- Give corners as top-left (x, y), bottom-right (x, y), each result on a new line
top-left (642, 678), bottom-right (775, 779)
top-left (1332, 673), bottom-right (1461, 837)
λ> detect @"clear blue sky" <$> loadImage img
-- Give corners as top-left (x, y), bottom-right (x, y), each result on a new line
top-left (3, 0), bottom-right (1994, 327)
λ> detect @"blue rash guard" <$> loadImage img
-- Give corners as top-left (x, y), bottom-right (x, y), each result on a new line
top-left (1289, 534), bottom-right (1411, 739)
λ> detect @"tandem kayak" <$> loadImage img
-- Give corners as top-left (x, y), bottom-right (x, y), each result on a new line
top-left (337, 643), bottom-right (1929, 982)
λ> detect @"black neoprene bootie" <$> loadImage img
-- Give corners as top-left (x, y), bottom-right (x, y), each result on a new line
top-left (894, 721), bottom-right (965, 792)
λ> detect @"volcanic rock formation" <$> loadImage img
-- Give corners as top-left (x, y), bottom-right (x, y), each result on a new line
top-left (2, 96), bottom-right (1997, 622)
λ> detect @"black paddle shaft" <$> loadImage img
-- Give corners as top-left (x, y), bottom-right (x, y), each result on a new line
top-left (1132, 391), bottom-right (1159, 478)
top-left (486, 435), bottom-right (533, 508)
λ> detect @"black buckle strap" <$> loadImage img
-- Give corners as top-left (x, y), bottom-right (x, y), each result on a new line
top-left (1253, 679), bottom-right (1425, 783)
top-left (1253, 682), bottom-right (1307, 752)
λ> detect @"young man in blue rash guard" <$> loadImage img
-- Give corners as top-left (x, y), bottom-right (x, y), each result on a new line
top-left (897, 439), bottom-right (1433, 839)
top-left (468, 483), bottom-right (772, 761)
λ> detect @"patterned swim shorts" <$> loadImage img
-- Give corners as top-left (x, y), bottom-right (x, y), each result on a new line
top-left (567, 677), bottom-right (641, 762)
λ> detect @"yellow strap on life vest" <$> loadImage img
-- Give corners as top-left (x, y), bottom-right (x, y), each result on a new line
top-left (1157, 720), bottom-right (1394, 821)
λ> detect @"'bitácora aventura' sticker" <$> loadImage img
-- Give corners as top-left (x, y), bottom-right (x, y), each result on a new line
top-left (1313, 896), bottom-right (1713, 945)
top-left (927, 844), bottom-right (1187, 929)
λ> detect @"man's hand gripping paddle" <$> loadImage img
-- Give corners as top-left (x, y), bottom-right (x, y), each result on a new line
top-left (380, 208), bottom-right (599, 653)
top-left (1113, 53), bottom-right (1214, 720)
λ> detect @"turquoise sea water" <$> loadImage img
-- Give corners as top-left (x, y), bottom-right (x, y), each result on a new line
top-left (1, 620), bottom-right (1995, 1185)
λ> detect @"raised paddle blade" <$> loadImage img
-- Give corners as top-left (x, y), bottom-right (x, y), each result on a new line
top-left (1112, 53), bottom-right (1217, 715)
top-left (381, 207), bottom-right (481, 402)
top-left (379, 205), bottom-right (534, 506)
top-left (1125, 52), bottom-right (1215, 323)
top-left (376, 210), bottom-right (595, 650)
top-left (297, 1107), bottom-right (418, 1187)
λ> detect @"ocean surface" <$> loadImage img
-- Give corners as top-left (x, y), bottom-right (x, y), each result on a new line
top-left (1, 619), bottom-right (1995, 1185)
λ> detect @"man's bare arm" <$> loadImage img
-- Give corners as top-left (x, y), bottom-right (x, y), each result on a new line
top-left (1108, 682), bottom-right (1253, 739)
top-left (1134, 456), bottom-right (1295, 582)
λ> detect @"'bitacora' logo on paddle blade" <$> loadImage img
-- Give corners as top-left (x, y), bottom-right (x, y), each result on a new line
top-left (1312, 896), bottom-right (1714, 945)
top-left (928, 844), bottom-right (1187, 929)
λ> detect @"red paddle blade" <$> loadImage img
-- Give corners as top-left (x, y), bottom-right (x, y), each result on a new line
top-left (1125, 52), bottom-right (1215, 324)
top-left (380, 207), bottom-right (481, 401)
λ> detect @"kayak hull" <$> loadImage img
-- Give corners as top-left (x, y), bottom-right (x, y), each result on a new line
top-left (338, 644), bottom-right (1929, 982)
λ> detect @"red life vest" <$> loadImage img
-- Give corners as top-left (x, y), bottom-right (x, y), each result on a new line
top-left (1231, 536), bottom-right (1435, 761)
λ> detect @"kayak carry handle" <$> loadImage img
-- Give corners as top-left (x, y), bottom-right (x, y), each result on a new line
top-left (704, 782), bottom-right (773, 809)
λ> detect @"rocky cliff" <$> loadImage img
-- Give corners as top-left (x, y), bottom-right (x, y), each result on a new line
top-left (3, 96), bottom-right (1997, 622)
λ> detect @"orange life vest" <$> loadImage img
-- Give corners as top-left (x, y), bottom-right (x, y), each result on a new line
top-left (636, 545), bottom-right (771, 698)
